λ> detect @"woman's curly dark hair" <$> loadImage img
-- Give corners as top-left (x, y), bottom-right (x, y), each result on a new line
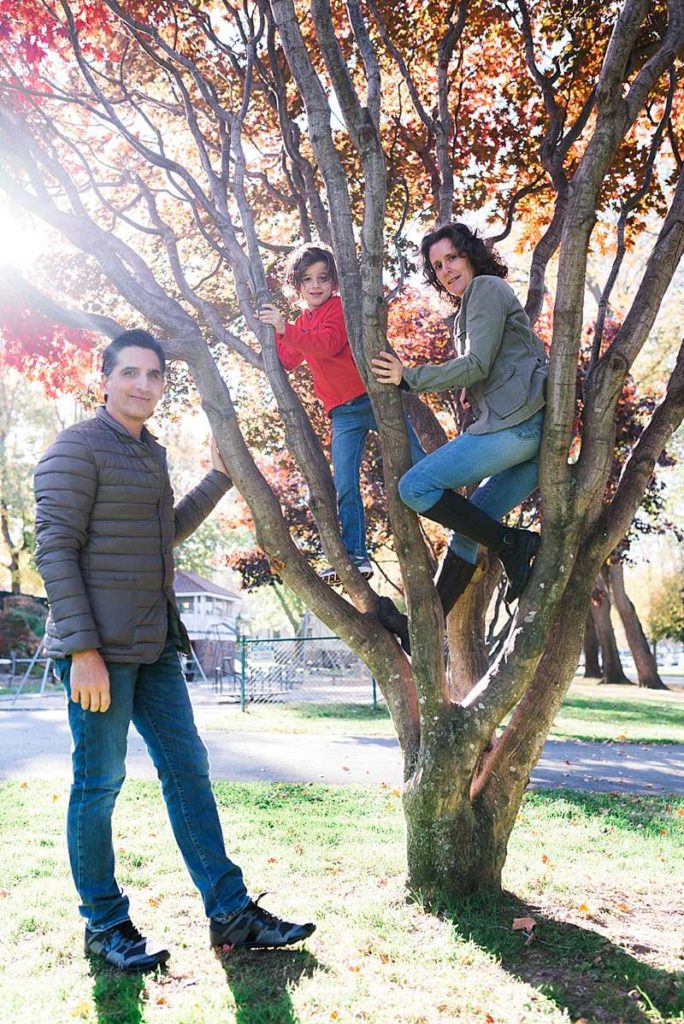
top-left (420, 223), bottom-right (507, 299)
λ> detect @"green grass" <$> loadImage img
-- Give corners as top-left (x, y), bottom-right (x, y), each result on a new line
top-left (195, 681), bottom-right (684, 745)
top-left (1, 780), bottom-right (683, 1023)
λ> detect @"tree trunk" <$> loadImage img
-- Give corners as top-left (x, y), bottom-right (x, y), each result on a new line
top-left (607, 562), bottom-right (667, 689)
top-left (583, 609), bottom-right (602, 677)
top-left (591, 571), bottom-right (631, 685)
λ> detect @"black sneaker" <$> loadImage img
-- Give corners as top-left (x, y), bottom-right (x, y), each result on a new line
top-left (84, 920), bottom-right (170, 972)
top-left (210, 894), bottom-right (315, 950)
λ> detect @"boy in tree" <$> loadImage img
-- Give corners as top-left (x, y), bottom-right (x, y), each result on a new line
top-left (259, 244), bottom-right (424, 583)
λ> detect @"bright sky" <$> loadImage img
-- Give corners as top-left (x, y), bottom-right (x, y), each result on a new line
top-left (0, 200), bottom-right (50, 271)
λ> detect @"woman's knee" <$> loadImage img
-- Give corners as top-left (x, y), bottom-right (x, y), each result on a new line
top-left (398, 470), bottom-right (422, 510)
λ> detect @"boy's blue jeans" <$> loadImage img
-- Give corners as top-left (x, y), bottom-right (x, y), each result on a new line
top-left (331, 393), bottom-right (425, 562)
top-left (55, 641), bottom-right (249, 933)
top-left (398, 408), bottom-right (544, 564)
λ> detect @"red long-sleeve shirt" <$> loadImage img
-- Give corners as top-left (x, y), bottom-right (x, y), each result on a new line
top-left (276, 295), bottom-right (366, 414)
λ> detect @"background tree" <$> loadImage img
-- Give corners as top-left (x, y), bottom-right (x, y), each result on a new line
top-left (0, 0), bottom-right (683, 901)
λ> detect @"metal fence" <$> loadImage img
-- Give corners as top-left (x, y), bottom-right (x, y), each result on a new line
top-left (210, 635), bottom-right (380, 709)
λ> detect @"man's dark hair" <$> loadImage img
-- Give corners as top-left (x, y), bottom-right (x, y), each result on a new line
top-left (285, 244), bottom-right (339, 292)
top-left (419, 223), bottom-right (508, 299)
top-left (101, 330), bottom-right (166, 378)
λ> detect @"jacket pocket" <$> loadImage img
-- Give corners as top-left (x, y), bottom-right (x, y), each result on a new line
top-left (86, 573), bottom-right (137, 647)
top-left (483, 367), bottom-right (526, 418)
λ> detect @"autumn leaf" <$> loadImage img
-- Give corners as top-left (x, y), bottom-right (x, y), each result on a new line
top-left (70, 999), bottom-right (93, 1018)
top-left (267, 856), bottom-right (278, 863)
top-left (51, 794), bottom-right (60, 802)
top-left (391, 789), bottom-right (401, 798)
top-left (512, 916), bottom-right (536, 932)
top-left (541, 853), bottom-right (550, 864)
top-left (148, 897), bottom-right (160, 908)
top-left (578, 903), bottom-right (590, 914)
top-left (616, 733), bottom-right (628, 741)
top-left (616, 902), bottom-right (630, 913)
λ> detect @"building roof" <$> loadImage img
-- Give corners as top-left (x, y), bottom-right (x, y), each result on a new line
top-left (173, 569), bottom-right (241, 601)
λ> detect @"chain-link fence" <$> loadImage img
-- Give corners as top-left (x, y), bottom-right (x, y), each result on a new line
top-left (210, 635), bottom-right (380, 708)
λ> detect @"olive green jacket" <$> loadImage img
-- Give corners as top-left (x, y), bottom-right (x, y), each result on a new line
top-left (402, 275), bottom-right (547, 434)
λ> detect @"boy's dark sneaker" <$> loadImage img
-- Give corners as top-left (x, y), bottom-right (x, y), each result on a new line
top-left (319, 557), bottom-right (373, 585)
top-left (210, 895), bottom-right (315, 950)
top-left (84, 920), bottom-right (170, 972)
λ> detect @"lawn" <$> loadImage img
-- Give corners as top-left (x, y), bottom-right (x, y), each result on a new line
top-left (1, 780), bottom-right (682, 1023)
top-left (194, 680), bottom-right (684, 746)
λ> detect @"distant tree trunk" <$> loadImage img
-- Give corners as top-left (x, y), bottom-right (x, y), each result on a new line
top-left (583, 610), bottom-right (602, 678)
top-left (591, 570), bottom-right (631, 685)
top-left (0, 503), bottom-right (22, 594)
top-left (607, 562), bottom-right (667, 690)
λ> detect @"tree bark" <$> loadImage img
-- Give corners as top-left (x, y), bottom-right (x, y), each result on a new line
top-left (591, 571), bottom-right (631, 684)
top-left (583, 609), bottom-right (602, 678)
top-left (607, 562), bottom-right (667, 689)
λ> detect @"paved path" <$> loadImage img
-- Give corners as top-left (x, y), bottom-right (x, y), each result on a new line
top-left (1, 704), bottom-right (683, 794)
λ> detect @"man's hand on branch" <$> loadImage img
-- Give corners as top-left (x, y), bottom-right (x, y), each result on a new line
top-left (210, 437), bottom-right (229, 477)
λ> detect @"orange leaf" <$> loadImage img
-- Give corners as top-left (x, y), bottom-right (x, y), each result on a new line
top-left (148, 897), bottom-right (160, 908)
top-left (541, 853), bottom-right (550, 864)
top-left (512, 916), bottom-right (536, 932)
top-left (616, 902), bottom-right (630, 913)
top-left (578, 903), bottom-right (590, 913)
top-left (51, 794), bottom-right (60, 802)
top-left (267, 857), bottom-right (278, 863)
top-left (391, 789), bottom-right (401, 798)
top-left (330, 1013), bottom-right (339, 1021)
top-left (675, 809), bottom-right (684, 817)
top-left (616, 734), bottom-right (628, 741)
top-left (20, 782), bottom-right (28, 789)
top-left (348, 964), bottom-right (361, 973)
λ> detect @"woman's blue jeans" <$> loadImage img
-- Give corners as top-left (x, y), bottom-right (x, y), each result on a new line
top-left (331, 394), bottom-right (425, 561)
top-left (398, 408), bottom-right (544, 564)
top-left (55, 641), bottom-right (249, 933)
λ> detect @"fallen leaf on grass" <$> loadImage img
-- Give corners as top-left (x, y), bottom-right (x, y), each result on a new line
top-left (485, 1016), bottom-right (495, 1023)
top-left (70, 999), bottom-right (93, 1018)
top-left (330, 1012), bottom-right (339, 1021)
top-left (293, 843), bottom-right (304, 855)
top-left (512, 916), bottom-right (536, 932)
top-left (20, 782), bottom-right (28, 789)
top-left (156, 996), bottom-right (168, 1005)
top-left (541, 853), bottom-right (551, 864)
top-left (0, 890), bottom-right (11, 899)
top-left (267, 857), bottom-right (278, 864)
top-left (615, 734), bottom-right (628, 741)
top-left (148, 897), bottom-right (160, 908)
top-left (676, 808), bottom-right (684, 817)
top-left (578, 903), bottom-right (590, 914)
top-left (616, 903), bottom-right (631, 913)
top-left (51, 794), bottom-right (60, 803)
top-left (391, 789), bottom-right (401, 798)
top-left (348, 964), bottom-right (361, 973)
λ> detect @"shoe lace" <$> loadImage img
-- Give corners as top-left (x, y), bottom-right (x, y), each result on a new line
top-left (117, 920), bottom-right (144, 944)
top-left (250, 892), bottom-right (280, 926)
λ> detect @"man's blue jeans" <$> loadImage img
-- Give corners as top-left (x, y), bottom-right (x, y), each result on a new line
top-left (55, 641), bottom-right (249, 933)
top-left (398, 408), bottom-right (544, 564)
top-left (331, 394), bottom-right (425, 561)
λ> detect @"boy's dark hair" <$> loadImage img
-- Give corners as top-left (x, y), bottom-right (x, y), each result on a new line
top-left (101, 330), bottom-right (166, 378)
top-left (420, 223), bottom-right (508, 299)
top-left (285, 244), bottom-right (338, 292)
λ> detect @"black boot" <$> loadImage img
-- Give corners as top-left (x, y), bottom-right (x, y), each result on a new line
top-left (434, 548), bottom-right (477, 616)
top-left (421, 491), bottom-right (540, 603)
top-left (376, 551), bottom-right (477, 655)
top-left (493, 529), bottom-right (541, 602)
top-left (377, 596), bottom-right (411, 654)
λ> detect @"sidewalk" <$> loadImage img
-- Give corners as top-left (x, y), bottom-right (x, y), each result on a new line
top-left (1, 693), bottom-right (683, 794)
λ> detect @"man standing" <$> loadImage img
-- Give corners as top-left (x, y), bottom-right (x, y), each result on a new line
top-left (34, 329), bottom-right (314, 971)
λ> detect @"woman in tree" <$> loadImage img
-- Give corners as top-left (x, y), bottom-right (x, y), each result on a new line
top-left (371, 223), bottom-right (547, 651)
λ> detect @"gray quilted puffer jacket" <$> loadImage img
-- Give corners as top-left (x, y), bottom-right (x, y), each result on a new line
top-left (34, 407), bottom-right (231, 663)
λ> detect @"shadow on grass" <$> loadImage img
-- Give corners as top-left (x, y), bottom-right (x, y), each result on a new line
top-left (440, 889), bottom-right (683, 1024)
top-left (525, 789), bottom-right (683, 841)
top-left (217, 947), bottom-right (320, 1023)
top-left (87, 959), bottom-right (148, 1024)
top-left (561, 693), bottom-right (683, 728)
